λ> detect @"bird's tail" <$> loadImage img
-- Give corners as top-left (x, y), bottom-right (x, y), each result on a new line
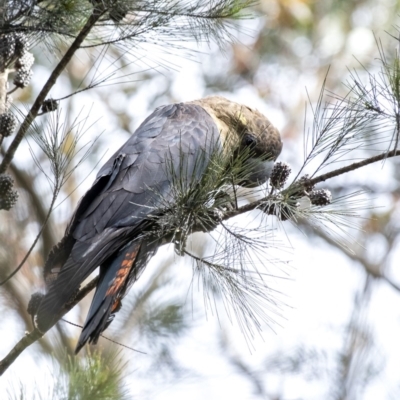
top-left (74, 240), bottom-right (143, 354)
top-left (36, 228), bottom-right (132, 333)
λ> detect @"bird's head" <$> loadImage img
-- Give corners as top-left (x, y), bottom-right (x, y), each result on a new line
top-left (191, 96), bottom-right (282, 187)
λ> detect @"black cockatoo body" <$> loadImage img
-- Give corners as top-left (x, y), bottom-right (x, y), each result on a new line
top-left (35, 97), bottom-right (282, 353)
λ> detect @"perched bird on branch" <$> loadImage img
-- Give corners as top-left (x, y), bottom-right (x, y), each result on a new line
top-left (35, 96), bottom-right (282, 353)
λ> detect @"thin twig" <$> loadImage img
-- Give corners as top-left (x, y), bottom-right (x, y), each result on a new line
top-left (7, 86), bottom-right (18, 95)
top-left (61, 319), bottom-right (147, 354)
top-left (0, 187), bottom-right (59, 285)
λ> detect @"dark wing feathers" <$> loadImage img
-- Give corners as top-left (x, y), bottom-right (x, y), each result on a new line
top-left (37, 103), bottom-right (220, 332)
top-left (75, 240), bottom-right (143, 353)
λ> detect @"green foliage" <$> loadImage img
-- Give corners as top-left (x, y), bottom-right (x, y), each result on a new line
top-left (339, 40), bottom-right (400, 150)
top-left (29, 109), bottom-right (98, 192)
top-left (2, 1), bottom-right (92, 36)
top-left (152, 129), bottom-right (270, 250)
top-left (138, 302), bottom-right (188, 338)
top-left (60, 351), bottom-right (128, 400)
top-left (3, 0), bottom-right (400, 398)
top-left (6, 351), bottom-right (128, 400)
top-left (143, 134), bottom-right (290, 341)
top-left (1, 0), bottom-right (253, 51)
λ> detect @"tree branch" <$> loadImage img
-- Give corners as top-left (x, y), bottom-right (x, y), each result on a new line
top-left (0, 10), bottom-right (104, 174)
top-left (308, 149), bottom-right (400, 186)
top-left (1, 146), bottom-right (399, 375)
top-left (0, 182), bottom-right (59, 285)
top-left (8, 161), bottom-right (56, 258)
top-left (0, 329), bottom-right (44, 376)
top-left (223, 149), bottom-right (400, 220)
top-left (0, 276), bottom-right (98, 376)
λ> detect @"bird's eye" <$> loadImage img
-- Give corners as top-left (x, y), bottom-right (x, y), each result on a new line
top-left (243, 134), bottom-right (257, 147)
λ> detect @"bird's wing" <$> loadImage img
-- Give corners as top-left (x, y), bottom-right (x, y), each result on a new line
top-left (37, 102), bottom-right (220, 332)
top-left (72, 102), bottom-right (220, 239)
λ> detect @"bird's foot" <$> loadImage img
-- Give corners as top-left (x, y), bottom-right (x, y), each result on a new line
top-left (27, 292), bottom-right (44, 327)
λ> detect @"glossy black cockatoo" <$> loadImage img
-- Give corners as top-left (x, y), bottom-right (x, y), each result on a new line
top-left (35, 96), bottom-right (282, 353)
